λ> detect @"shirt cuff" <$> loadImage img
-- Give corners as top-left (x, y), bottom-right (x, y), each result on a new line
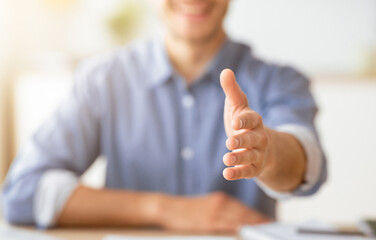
top-left (256, 124), bottom-right (323, 200)
top-left (33, 169), bottom-right (78, 228)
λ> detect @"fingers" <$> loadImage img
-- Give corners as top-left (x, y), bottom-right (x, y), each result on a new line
top-left (231, 110), bottom-right (262, 131)
top-left (223, 149), bottom-right (259, 167)
top-left (220, 68), bottom-right (268, 181)
top-left (205, 193), bottom-right (270, 232)
top-left (223, 165), bottom-right (262, 180)
top-left (220, 69), bottom-right (248, 108)
top-left (226, 130), bottom-right (267, 151)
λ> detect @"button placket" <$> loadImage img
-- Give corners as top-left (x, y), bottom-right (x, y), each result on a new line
top-left (181, 93), bottom-right (195, 163)
top-left (181, 87), bottom-right (196, 194)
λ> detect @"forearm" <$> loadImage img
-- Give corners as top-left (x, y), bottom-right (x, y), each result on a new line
top-left (57, 185), bottom-right (164, 227)
top-left (257, 128), bottom-right (307, 192)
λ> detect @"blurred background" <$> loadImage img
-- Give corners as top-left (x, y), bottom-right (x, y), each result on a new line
top-left (0, 0), bottom-right (376, 226)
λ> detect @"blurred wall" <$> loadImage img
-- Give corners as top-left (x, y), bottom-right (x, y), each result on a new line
top-left (279, 78), bottom-right (376, 224)
top-left (225, 0), bottom-right (376, 75)
top-left (3, 0), bottom-right (113, 69)
top-left (2, 0), bottom-right (376, 76)
top-left (0, 0), bottom-right (11, 180)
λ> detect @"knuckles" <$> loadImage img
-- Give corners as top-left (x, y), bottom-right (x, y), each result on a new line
top-left (244, 166), bottom-right (254, 178)
top-left (259, 133), bottom-right (268, 147)
top-left (256, 113), bottom-right (263, 126)
top-left (245, 111), bottom-right (263, 129)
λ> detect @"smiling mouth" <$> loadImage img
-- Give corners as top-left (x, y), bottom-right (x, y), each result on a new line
top-left (175, 1), bottom-right (213, 20)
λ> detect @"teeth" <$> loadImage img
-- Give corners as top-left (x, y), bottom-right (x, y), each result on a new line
top-left (179, 4), bottom-right (208, 15)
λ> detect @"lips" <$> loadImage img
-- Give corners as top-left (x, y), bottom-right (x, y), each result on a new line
top-left (174, 1), bottom-right (213, 19)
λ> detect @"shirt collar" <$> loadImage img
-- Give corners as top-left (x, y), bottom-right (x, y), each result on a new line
top-left (146, 37), bottom-right (174, 88)
top-left (205, 37), bottom-right (252, 87)
top-left (146, 36), bottom-right (251, 88)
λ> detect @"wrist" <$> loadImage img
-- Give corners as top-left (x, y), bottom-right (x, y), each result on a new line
top-left (155, 194), bottom-right (182, 228)
top-left (139, 192), bottom-right (168, 226)
top-left (257, 128), bottom-right (307, 192)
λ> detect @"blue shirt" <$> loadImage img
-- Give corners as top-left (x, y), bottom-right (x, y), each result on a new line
top-left (2, 37), bottom-right (327, 225)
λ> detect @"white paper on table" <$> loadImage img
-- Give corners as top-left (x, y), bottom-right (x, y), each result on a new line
top-left (103, 235), bottom-right (236, 240)
top-left (240, 223), bottom-right (374, 240)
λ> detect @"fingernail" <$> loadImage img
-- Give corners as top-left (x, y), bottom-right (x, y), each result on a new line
top-left (233, 138), bottom-right (239, 148)
top-left (239, 119), bottom-right (244, 129)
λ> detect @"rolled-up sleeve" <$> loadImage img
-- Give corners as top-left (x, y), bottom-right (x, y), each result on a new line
top-left (260, 66), bottom-right (327, 197)
top-left (1, 62), bottom-right (103, 225)
top-left (34, 169), bottom-right (79, 228)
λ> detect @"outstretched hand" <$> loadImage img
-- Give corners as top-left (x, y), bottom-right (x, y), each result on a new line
top-left (220, 69), bottom-right (273, 181)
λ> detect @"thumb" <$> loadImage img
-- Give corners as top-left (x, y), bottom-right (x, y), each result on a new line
top-left (220, 69), bottom-right (248, 108)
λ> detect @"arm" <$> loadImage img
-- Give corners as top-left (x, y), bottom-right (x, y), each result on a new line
top-left (56, 186), bottom-right (162, 227)
top-left (1, 62), bottom-right (101, 225)
top-left (57, 186), bottom-right (269, 232)
top-left (220, 69), bottom-right (310, 192)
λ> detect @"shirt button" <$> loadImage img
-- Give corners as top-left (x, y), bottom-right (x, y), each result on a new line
top-left (182, 94), bottom-right (194, 108)
top-left (181, 147), bottom-right (194, 161)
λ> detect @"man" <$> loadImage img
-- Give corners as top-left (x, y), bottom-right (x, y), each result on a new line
top-left (2, 0), bottom-right (326, 233)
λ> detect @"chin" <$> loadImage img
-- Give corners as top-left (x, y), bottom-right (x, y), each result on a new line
top-left (173, 23), bottom-right (222, 43)
top-left (180, 31), bottom-right (211, 41)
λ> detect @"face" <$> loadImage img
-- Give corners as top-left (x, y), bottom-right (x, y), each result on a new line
top-left (155, 0), bottom-right (230, 42)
